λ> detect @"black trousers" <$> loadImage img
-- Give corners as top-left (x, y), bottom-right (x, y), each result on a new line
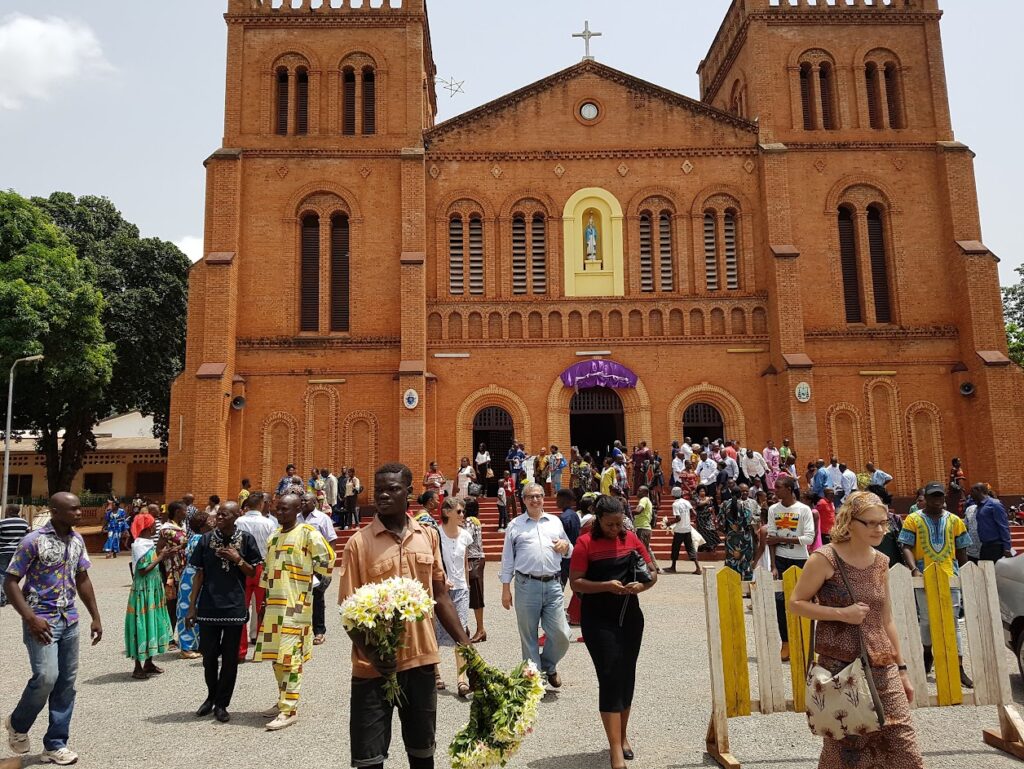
top-left (980, 542), bottom-right (1006, 562)
top-left (774, 555), bottom-right (806, 643)
top-left (671, 532), bottom-right (698, 567)
top-left (199, 623), bottom-right (244, 708)
top-left (581, 599), bottom-right (644, 713)
top-left (350, 665), bottom-right (436, 768)
top-left (313, 584), bottom-right (327, 636)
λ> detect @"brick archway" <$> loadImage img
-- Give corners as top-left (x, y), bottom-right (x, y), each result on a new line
top-left (455, 386), bottom-right (532, 463)
top-left (667, 384), bottom-right (746, 446)
top-left (547, 374), bottom-right (652, 456)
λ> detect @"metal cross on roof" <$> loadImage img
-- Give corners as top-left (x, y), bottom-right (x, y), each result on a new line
top-left (572, 20), bottom-right (602, 61)
top-left (440, 77), bottom-right (465, 98)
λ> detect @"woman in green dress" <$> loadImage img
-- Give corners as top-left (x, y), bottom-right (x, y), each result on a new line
top-left (125, 513), bottom-right (179, 679)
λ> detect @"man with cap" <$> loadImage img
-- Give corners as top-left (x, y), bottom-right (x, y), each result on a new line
top-left (898, 481), bottom-right (973, 688)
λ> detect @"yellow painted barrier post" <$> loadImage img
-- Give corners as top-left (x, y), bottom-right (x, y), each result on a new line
top-left (717, 567), bottom-right (751, 718)
top-left (783, 565), bottom-right (811, 713)
top-left (923, 563), bottom-right (962, 706)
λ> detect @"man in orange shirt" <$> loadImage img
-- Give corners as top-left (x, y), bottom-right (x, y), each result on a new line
top-left (339, 462), bottom-right (471, 769)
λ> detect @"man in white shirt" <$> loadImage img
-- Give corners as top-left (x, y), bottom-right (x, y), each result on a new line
top-left (323, 469), bottom-right (339, 522)
top-left (298, 492), bottom-right (338, 645)
top-left (740, 448), bottom-right (770, 490)
top-left (866, 462), bottom-right (893, 488)
top-left (837, 462), bottom-right (858, 505)
top-left (826, 457), bottom-right (843, 492)
top-left (679, 439), bottom-right (693, 464)
top-left (664, 487), bottom-right (700, 574)
top-left (766, 476), bottom-right (815, 660)
top-left (234, 492), bottom-right (279, 659)
top-left (499, 483), bottom-right (573, 689)
top-left (724, 453), bottom-right (739, 482)
top-left (671, 453), bottom-right (686, 487)
top-left (696, 452), bottom-right (718, 486)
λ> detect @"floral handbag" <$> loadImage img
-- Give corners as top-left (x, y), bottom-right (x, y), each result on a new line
top-left (804, 556), bottom-right (885, 739)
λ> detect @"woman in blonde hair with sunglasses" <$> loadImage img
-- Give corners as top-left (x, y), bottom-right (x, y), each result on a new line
top-left (788, 491), bottom-right (923, 768)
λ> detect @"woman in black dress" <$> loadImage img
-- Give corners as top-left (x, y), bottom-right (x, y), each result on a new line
top-left (569, 495), bottom-right (658, 769)
top-left (693, 484), bottom-right (720, 551)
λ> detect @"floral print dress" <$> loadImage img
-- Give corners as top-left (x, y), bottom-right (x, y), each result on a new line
top-left (723, 498), bottom-right (757, 580)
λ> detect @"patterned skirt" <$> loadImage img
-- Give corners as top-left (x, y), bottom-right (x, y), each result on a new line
top-left (435, 587), bottom-right (469, 647)
top-left (175, 565), bottom-right (200, 651)
top-left (817, 657), bottom-right (924, 769)
top-left (124, 553), bottom-right (173, 661)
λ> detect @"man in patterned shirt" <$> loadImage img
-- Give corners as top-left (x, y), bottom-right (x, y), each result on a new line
top-left (4, 493), bottom-right (102, 766)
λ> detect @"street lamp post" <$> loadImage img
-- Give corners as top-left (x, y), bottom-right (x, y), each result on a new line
top-left (2, 354), bottom-right (44, 512)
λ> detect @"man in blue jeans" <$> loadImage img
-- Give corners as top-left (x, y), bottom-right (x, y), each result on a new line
top-left (500, 482), bottom-right (573, 689)
top-left (4, 492), bottom-right (102, 766)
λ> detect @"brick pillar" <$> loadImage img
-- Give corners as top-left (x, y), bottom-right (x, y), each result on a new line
top-left (399, 147), bottom-right (427, 478)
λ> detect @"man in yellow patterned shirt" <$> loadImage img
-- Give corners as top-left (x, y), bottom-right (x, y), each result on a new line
top-left (254, 493), bottom-right (334, 730)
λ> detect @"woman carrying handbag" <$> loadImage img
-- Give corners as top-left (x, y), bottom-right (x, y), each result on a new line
top-left (789, 491), bottom-right (923, 769)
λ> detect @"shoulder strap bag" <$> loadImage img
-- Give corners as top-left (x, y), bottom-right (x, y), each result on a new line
top-left (804, 552), bottom-right (886, 739)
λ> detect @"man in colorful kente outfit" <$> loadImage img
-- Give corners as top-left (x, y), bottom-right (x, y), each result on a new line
top-left (254, 493), bottom-right (334, 731)
top-left (898, 481), bottom-right (973, 689)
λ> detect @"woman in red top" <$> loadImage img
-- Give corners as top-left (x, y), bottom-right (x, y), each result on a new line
top-left (569, 495), bottom-right (658, 769)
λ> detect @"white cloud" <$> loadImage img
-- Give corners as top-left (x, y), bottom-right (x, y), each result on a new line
top-left (0, 14), bottom-right (113, 110)
top-left (175, 236), bottom-right (204, 263)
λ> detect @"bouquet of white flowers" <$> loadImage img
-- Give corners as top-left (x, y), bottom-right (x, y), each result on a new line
top-left (449, 645), bottom-right (546, 769)
top-left (338, 576), bottom-right (435, 704)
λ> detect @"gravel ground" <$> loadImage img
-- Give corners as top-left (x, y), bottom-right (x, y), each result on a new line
top-left (2, 557), bottom-right (1023, 769)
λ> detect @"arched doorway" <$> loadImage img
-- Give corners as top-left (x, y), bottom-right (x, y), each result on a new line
top-left (570, 387), bottom-right (625, 461)
top-left (473, 406), bottom-right (514, 495)
top-left (683, 402), bottom-right (724, 445)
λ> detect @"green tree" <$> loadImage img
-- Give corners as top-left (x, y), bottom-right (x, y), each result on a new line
top-left (32, 192), bottom-right (190, 448)
top-left (0, 191), bottom-right (114, 495)
top-left (1003, 265), bottom-right (1024, 366)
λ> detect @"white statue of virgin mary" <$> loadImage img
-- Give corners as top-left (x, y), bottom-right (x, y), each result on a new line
top-left (584, 214), bottom-right (598, 261)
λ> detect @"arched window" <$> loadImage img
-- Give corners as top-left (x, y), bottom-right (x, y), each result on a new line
top-left (295, 68), bottom-right (309, 135)
top-left (300, 214), bottom-right (320, 331)
top-left (703, 212), bottom-right (719, 291)
top-left (638, 213), bottom-right (654, 292)
top-left (448, 215), bottom-right (465, 295)
top-left (837, 206), bottom-right (862, 323)
top-left (884, 63), bottom-right (904, 129)
top-left (867, 205), bottom-right (892, 323)
top-left (510, 207), bottom-right (547, 295)
top-left (799, 62), bottom-right (814, 131)
top-left (723, 211), bottom-right (738, 290)
top-left (362, 66), bottom-right (376, 135)
top-left (819, 62), bottom-right (836, 130)
top-left (330, 214), bottom-right (349, 332)
top-left (865, 62), bottom-right (883, 129)
top-left (342, 67), bottom-right (356, 135)
top-left (276, 67), bottom-right (289, 136)
top-left (468, 215), bottom-right (484, 295)
top-left (658, 212), bottom-right (674, 291)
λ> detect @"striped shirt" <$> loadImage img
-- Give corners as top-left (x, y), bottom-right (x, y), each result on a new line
top-left (0, 517), bottom-right (30, 556)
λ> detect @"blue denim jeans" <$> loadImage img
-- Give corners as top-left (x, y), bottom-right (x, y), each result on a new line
top-left (10, 617), bottom-right (80, 751)
top-left (512, 574), bottom-right (572, 675)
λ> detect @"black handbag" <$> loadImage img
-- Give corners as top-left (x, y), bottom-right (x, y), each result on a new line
top-left (617, 547), bottom-right (653, 626)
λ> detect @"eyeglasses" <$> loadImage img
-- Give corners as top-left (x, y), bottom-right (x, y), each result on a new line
top-left (853, 518), bottom-right (888, 530)
top-left (524, 494), bottom-right (544, 500)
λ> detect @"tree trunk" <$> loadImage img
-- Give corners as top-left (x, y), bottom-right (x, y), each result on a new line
top-left (41, 413), bottom-right (96, 498)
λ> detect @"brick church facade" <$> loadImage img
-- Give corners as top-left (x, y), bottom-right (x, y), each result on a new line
top-left (167, 0), bottom-right (1023, 503)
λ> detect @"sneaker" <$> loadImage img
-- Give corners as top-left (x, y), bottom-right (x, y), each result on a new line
top-left (5, 715), bottom-right (29, 755)
top-left (261, 705), bottom-right (281, 718)
top-left (41, 747), bottom-right (79, 765)
top-left (266, 711), bottom-right (298, 731)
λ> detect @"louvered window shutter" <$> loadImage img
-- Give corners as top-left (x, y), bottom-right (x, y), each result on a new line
top-left (300, 215), bottom-right (320, 331)
top-left (866, 65), bottom-right (882, 129)
top-left (531, 214), bottom-right (547, 294)
top-left (638, 214), bottom-right (653, 292)
top-left (867, 207), bottom-right (892, 323)
top-left (658, 212), bottom-right (674, 291)
top-left (276, 69), bottom-right (289, 135)
top-left (448, 217), bottom-right (464, 295)
top-left (296, 70), bottom-right (309, 135)
top-left (330, 214), bottom-right (350, 332)
top-left (511, 215), bottom-right (527, 295)
top-left (819, 66), bottom-right (834, 129)
top-left (362, 68), bottom-right (376, 135)
top-left (800, 64), bottom-right (813, 130)
top-left (342, 68), bottom-right (356, 135)
top-left (723, 212), bottom-right (739, 290)
top-left (838, 208), bottom-right (862, 323)
top-left (884, 65), bottom-right (902, 129)
top-left (468, 216), bottom-right (484, 295)
top-left (703, 213), bottom-right (719, 291)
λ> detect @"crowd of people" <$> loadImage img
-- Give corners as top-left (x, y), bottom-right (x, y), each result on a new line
top-left (0, 434), bottom-right (1017, 769)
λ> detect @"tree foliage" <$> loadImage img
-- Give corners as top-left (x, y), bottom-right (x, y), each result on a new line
top-left (0, 191), bottom-right (114, 495)
top-left (0, 191), bottom-right (190, 496)
top-left (1004, 265), bottom-right (1024, 367)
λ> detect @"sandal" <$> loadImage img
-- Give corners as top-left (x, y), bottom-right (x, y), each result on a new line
top-left (470, 632), bottom-right (487, 643)
top-left (131, 671), bottom-right (150, 680)
top-left (144, 664), bottom-right (164, 675)
top-left (435, 677), bottom-right (447, 691)
top-left (457, 682), bottom-right (471, 699)
top-left (313, 635), bottom-right (326, 646)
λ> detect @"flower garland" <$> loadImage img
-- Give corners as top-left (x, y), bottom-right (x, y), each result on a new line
top-left (449, 644), bottom-right (546, 769)
top-left (338, 576), bottom-right (435, 704)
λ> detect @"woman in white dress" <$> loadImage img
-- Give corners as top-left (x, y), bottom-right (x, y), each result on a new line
top-left (474, 443), bottom-right (491, 496)
top-left (455, 457), bottom-right (476, 499)
top-left (435, 497), bottom-right (473, 697)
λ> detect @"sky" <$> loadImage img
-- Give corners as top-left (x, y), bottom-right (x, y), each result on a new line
top-left (1, 0), bottom-right (1021, 285)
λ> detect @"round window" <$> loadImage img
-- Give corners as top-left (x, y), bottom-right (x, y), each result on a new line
top-left (580, 102), bottom-right (599, 121)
